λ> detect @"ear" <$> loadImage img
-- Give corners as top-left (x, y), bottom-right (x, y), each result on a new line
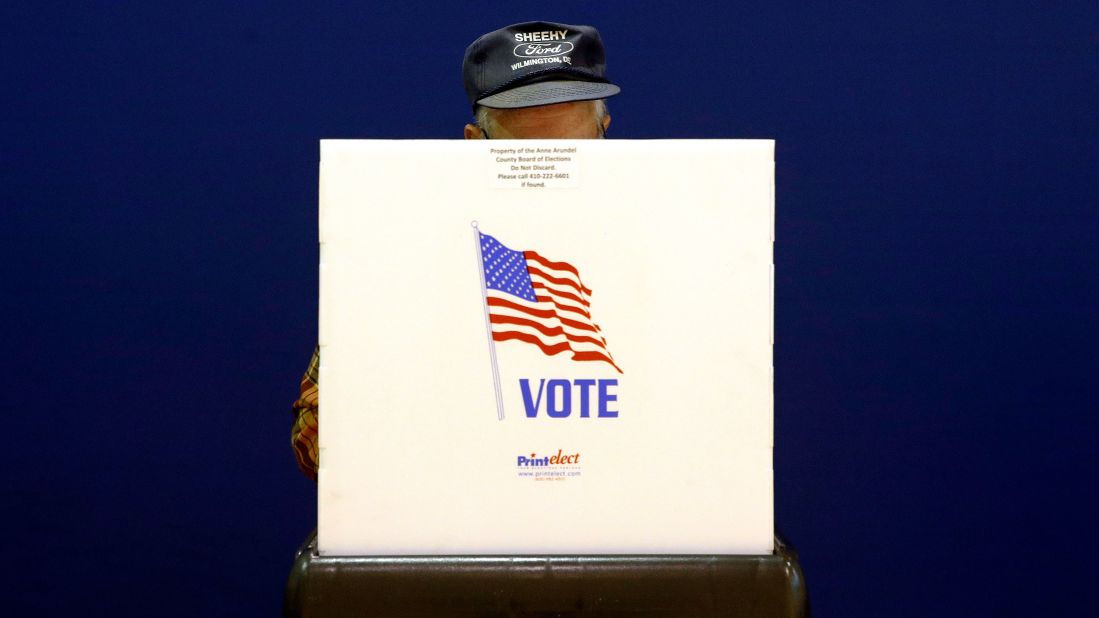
top-left (464, 124), bottom-right (485, 140)
top-left (602, 113), bottom-right (612, 134)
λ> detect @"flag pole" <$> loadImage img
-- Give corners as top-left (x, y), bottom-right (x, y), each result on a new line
top-left (472, 221), bottom-right (505, 420)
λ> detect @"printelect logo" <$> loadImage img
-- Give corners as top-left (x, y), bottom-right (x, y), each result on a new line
top-left (517, 449), bottom-right (580, 467)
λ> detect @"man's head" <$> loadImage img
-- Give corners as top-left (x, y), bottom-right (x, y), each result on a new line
top-left (461, 21), bottom-right (619, 140)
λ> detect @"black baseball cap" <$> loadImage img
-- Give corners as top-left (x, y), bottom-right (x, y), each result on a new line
top-left (462, 21), bottom-right (621, 111)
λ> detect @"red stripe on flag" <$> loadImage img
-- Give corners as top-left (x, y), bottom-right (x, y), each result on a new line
top-left (527, 265), bottom-right (590, 296)
top-left (556, 313), bottom-right (601, 334)
top-left (489, 294), bottom-right (601, 335)
top-left (530, 295), bottom-right (608, 345)
top-left (491, 331), bottom-right (572, 356)
top-left (489, 314), bottom-right (610, 351)
top-left (573, 351), bottom-right (624, 373)
top-left (532, 282), bottom-right (589, 307)
top-left (492, 331), bottom-right (623, 373)
top-left (486, 296), bottom-right (555, 319)
top-left (533, 294), bottom-right (594, 321)
top-left (524, 251), bottom-right (592, 294)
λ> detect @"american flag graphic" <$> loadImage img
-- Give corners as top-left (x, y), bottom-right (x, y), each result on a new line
top-left (477, 232), bottom-right (622, 374)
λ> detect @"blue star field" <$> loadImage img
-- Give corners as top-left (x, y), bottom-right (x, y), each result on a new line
top-left (479, 233), bottom-right (538, 302)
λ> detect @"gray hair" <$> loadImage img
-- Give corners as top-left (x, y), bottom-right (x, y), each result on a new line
top-left (474, 99), bottom-right (608, 136)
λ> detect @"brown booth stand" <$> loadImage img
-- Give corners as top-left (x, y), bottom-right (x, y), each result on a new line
top-left (284, 531), bottom-right (807, 617)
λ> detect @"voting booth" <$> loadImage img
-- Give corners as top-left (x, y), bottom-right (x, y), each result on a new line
top-left (286, 140), bottom-right (806, 616)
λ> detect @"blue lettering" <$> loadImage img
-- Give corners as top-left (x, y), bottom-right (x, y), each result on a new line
top-left (547, 379), bottom-right (571, 418)
top-left (517, 378), bottom-right (619, 419)
top-left (520, 379), bottom-right (545, 418)
top-left (598, 379), bottom-right (618, 417)
top-left (574, 379), bottom-right (595, 417)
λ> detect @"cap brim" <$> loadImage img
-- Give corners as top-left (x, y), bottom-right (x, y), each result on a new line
top-left (477, 80), bottom-right (620, 109)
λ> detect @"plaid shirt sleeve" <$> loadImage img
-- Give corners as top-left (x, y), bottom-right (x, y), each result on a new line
top-left (291, 345), bottom-right (320, 481)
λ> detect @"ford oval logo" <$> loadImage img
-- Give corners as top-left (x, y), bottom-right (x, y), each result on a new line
top-left (513, 42), bottom-right (574, 58)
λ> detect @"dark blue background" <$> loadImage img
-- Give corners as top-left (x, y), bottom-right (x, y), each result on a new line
top-left (5, 1), bottom-right (1097, 615)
